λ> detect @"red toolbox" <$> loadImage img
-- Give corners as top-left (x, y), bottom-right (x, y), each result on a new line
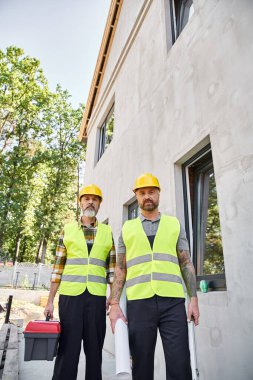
top-left (24, 319), bottom-right (61, 361)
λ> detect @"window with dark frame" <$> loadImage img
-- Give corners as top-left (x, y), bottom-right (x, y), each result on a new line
top-left (97, 104), bottom-right (114, 161)
top-left (128, 200), bottom-right (139, 220)
top-left (182, 145), bottom-right (226, 290)
top-left (169, 0), bottom-right (194, 44)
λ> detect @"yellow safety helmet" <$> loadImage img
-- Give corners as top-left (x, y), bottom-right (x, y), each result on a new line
top-left (133, 173), bottom-right (161, 192)
top-left (79, 184), bottom-right (103, 202)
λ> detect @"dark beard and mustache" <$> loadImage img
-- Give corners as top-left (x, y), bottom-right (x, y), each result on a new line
top-left (140, 199), bottom-right (158, 211)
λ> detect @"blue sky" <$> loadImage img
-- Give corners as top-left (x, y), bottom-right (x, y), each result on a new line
top-left (0, 0), bottom-right (111, 108)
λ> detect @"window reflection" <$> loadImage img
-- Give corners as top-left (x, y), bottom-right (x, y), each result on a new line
top-left (203, 171), bottom-right (224, 275)
top-left (128, 200), bottom-right (139, 220)
top-left (182, 145), bottom-right (226, 290)
top-left (97, 104), bottom-right (114, 161)
top-left (170, 0), bottom-right (194, 43)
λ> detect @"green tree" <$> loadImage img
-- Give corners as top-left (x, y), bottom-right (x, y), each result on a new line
top-left (0, 46), bottom-right (85, 263)
top-left (0, 46), bottom-right (51, 258)
top-left (33, 86), bottom-right (84, 264)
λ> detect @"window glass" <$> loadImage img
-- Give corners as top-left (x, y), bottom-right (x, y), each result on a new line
top-left (203, 169), bottom-right (224, 275)
top-left (194, 164), bottom-right (224, 276)
top-left (170, 0), bottom-right (194, 43)
top-left (183, 145), bottom-right (226, 290)
top-left (128, 200), bottom-right (139, 220)
top-left (97, 104), bottom-right (114, 161)
top-left (104, 107), bottom-right (114, 150)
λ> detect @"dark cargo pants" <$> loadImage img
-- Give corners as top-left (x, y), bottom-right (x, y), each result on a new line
top-left (127, 296), bottom-right (192, 380)
top-left (52, 289), bottom-right (106, 380)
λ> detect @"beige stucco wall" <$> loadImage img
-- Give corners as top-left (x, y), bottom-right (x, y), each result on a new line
top-left (84, 0), bottom-right (253, 378)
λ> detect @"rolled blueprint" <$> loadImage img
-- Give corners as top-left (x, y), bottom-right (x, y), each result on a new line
top-left (115, 286), bottom-right (132, 376)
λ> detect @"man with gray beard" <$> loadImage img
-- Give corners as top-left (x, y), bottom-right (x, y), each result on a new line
top-left (44, 185), bottom-right (116, 380)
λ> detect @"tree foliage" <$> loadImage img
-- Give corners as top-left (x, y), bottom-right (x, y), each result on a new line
top-left (203, 173), bottom-right (224, 275)
top-left (0, 46), bottom-right (85, 263)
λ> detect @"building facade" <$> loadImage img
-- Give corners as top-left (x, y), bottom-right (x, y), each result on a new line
top-left (80, 0), bottom-right (253, 379)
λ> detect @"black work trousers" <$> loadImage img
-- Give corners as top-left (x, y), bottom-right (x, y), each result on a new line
top-left (127, 296), bottom-right (192, 380)
top-left (52, 289), bottom-right (106, 380)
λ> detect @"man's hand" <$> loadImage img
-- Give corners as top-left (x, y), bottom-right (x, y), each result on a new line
top-left (43, 282), bottom-right (59, 320)
top-left (109, 304), bottom-right (127, 333)
top-left (44, 302), bottom-right (54, 320)
top-left (187, 296), bottom-right (199, 326)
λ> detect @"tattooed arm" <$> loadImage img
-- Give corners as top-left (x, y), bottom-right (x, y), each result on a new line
top-left (111, 253), bottom-right (127, 302)
top-left (109, 253), bottom-right (127, 333)
top-left (177, 249), bottom-right (200, 326)
top-left (177, 249), bottom-right (197, 297)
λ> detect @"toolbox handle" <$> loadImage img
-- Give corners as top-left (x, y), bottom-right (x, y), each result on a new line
top-left (46, 313), bottom-right (51, 321)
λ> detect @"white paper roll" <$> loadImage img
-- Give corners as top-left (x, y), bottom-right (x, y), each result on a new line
top-left (115, 286), bottom-right (131, 376)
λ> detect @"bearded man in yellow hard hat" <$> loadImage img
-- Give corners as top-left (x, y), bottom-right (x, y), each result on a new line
top-left (44, 185), bottom-right (115, 380)
top-left (109, 174), bottom-right (199, 380)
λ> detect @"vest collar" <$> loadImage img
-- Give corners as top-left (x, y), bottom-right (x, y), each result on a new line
top-left (139, 212), bottom-right (161, 223)
top-left (78, 217), bottom-right (98, 229)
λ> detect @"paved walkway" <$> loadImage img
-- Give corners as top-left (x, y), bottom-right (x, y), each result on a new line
top-left (18, 328), bottom-right (132, 380)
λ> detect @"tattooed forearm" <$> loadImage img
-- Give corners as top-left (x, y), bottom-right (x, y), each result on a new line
top-left (177, 249), bottom-right (197, 297)
top-left (111, 254), bottom-right (127, 302)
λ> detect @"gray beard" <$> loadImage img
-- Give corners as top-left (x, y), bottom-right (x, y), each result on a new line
top-left (83, 209), bottom-right (96, 218)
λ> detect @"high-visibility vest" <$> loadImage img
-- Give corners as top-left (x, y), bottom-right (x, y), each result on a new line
top-left (59, 222), bottom-right (112, 296)
top-left (122, 215), bottom-right (185, 300)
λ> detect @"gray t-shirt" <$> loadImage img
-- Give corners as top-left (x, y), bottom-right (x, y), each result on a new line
top-left (117, 213), bottom-right (189, 253)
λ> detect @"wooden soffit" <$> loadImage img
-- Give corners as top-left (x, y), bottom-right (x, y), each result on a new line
top-left (79, 0), bottom-right (123, 142)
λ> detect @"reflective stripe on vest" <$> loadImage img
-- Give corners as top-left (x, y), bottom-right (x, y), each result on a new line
top-left (122, 215), bottom-right (185, 300)
top-left (66, 258), bottom-right (88, 265)
top-left (59, 221), bottom-right (112, 296)
top-left (89, 258), bottom-right (107, 268)
top-left (126, 252), bottom-right (179, 269)
top-left (125, 273), bottom-right (182, 288)
top-left (62, 275), bottom-right (87, 283)
top-left (61, 274), bottom-right (107, 284)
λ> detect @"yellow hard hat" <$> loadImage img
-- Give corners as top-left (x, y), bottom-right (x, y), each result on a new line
top-left (133, 173), bottom-right (161, 192)
top-left (79, 184), bottom-right (103, 202)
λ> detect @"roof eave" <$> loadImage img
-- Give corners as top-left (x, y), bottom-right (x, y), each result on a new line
top-left (79, 0), bottom-right (123, 142)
